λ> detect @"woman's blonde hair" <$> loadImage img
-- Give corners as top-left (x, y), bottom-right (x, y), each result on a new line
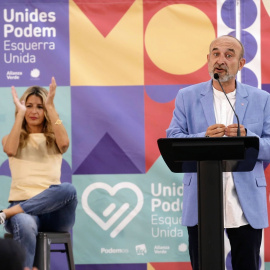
top-left (17, 86), bottom-right (56, 148)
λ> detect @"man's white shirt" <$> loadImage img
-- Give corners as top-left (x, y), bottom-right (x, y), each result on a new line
top-left (213, 87), bottom-right (248, 228)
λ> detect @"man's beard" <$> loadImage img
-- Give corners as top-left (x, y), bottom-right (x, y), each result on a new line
top-left (210, 70), bottom-right (235, 82)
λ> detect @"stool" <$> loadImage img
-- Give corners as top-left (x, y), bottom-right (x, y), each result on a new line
top-left (4, 232), bottom-right (75, 270)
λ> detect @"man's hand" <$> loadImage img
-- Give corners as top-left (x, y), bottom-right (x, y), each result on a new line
top-left (205, 124), bottom-right (226, 137)
top-left (225, 124), bottom-right (246, 137)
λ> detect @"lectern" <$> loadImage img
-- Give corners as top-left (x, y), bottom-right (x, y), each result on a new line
top-left (157, 137), bottom-right (259, 270)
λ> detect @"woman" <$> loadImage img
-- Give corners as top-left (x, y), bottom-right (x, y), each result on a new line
top-left (1, 77), bottom-right (77, 268)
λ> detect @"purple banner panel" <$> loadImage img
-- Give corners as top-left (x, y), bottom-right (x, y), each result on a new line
top-left (71, 86), bottom-right (145, 175)
top-left (0, 0), bottom-right (69, 87)
top-left (262, 84), bottom-right (270, 95)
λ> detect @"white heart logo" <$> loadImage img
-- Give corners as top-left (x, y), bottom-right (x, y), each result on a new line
top-left (82, 182), bottom-right (144, 238)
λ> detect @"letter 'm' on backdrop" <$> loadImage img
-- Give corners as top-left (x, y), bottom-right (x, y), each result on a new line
top-left (0, 0), bottom-right (270, 269)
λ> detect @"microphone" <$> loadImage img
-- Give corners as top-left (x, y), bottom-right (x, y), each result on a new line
top-left (213, 73), bottom-right (240, 137)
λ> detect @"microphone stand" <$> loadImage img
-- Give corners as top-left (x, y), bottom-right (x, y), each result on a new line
top-left (214, 73), bottom-right (241, 137)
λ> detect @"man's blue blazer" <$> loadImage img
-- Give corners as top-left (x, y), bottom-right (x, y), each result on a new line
top-left (167, 80), bottom-right (270, 229)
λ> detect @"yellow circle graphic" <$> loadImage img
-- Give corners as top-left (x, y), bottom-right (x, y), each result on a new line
top-left (145, 4), bottom-right (215, 75)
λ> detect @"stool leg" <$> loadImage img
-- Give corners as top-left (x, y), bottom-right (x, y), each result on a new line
top-left (65, 239), bottom-right (75, 270)
top-left (34, 233), bottom-right (51, 270)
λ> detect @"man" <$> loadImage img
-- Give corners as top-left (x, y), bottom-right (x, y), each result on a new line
top-left (167, 35), bottom-right (270, 270)
top-left (0, 238), bottom-right (38, 270)
top-left (0, 238), bottom-right (25, 270)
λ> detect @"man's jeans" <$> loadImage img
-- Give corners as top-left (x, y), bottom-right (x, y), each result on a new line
top-left (5, 182), bottom-right (78, 268)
